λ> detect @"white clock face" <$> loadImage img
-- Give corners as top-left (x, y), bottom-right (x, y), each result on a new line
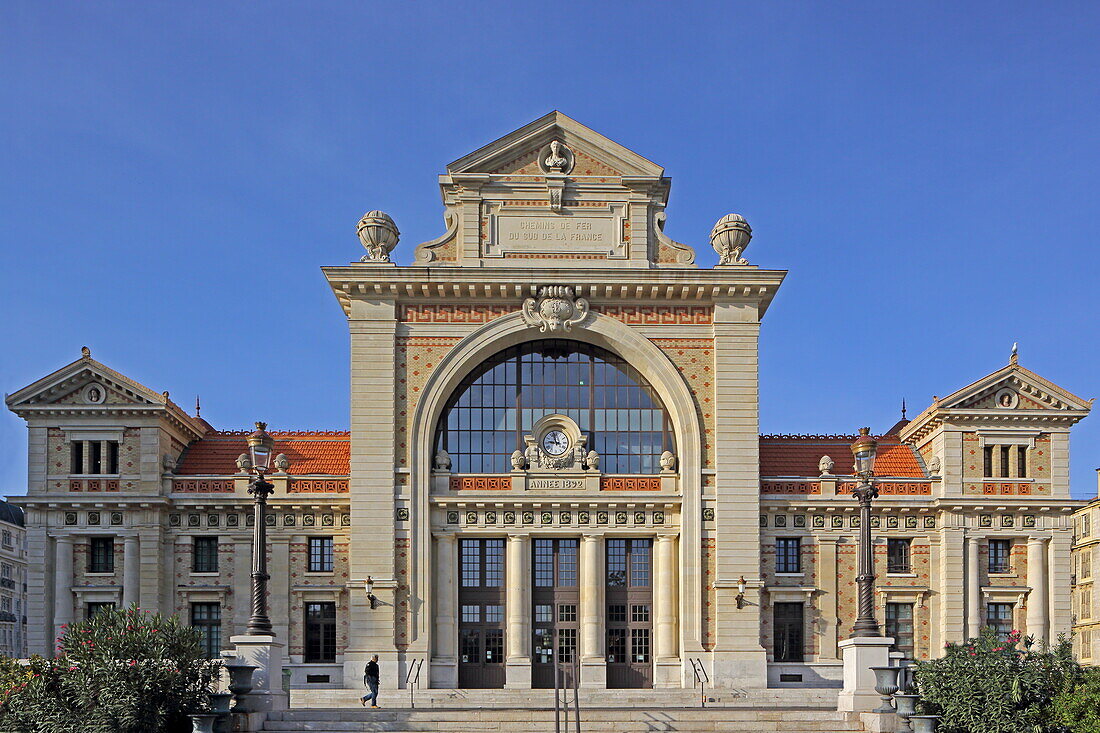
top-left (541, 430), bottom-right (570, 456)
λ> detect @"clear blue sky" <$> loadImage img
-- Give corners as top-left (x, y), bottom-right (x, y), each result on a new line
top-left (2, 2), bottom-right (1098, 497)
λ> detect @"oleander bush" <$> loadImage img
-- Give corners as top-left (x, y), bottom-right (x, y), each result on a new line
top-left (913, 627), bottom-right (1080, 733)
top-left (1053, 667), bottom-right (1100, 733)
top-left (0, 605), bottom-right (220, 733)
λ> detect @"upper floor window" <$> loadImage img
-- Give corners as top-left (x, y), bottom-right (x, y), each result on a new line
top-left (192, 537), bottom-right (218, 573)
top-left (434, 340), bottom-right (675, 475)
top-left (1, 531), bottom-right (11, 549)
top-left (1085, 514), bottom-right (1092, 538)
top-left (70, 440), bottom-right (119, 475)
top-left (1, 564), bottom-right (11, 580)
top-left (887, 539), bottom-right (911, 574)
top-left (982, 444), bottom-right (1028, 479)
top-left (89, 537), bottom-right (114, 573)
top-left (308, 537), bottom-right (334, 573)
top-left (775, 538), bottom-right (801, 574)
top-left (988, 539), bottom-right (1012, 574)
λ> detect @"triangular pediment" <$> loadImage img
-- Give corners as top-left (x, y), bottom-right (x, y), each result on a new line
top-left (6, 352), bottom-right (165, 410)
top-left (940, 363), bottom-right (1093, 413)
top-left (447, 111), bottom-right (664, 178)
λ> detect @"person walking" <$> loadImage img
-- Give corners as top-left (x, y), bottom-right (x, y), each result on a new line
top-left (360, 654), bottom-right (380, 708)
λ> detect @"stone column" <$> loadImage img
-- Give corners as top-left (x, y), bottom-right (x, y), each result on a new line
top-left (53, 536), bottom-right (74, 645)
top-left (654, 534), bottom-right (680, 687)
top-left (579, 534), bottom-right (605, 688)
top-left (1027, 536), bottom-right (1049, 644)
top-left (505, 533), bottom-right (532, 688)
top-left (82, 441), bottom-right (92, 475)
top-left (431, 533), bottom-right (457, 687)
top-left (966, 535), bottom-right (981, 639)
top-left (122, 535), bottom-right (140, 608)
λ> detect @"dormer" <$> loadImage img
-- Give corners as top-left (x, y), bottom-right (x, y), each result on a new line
top-left (900, 352), bottom-right (1092, 498)
top-left (5, 348), bottom-right (208, 495)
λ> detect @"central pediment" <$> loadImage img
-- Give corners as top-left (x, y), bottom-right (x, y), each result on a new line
top-left (447, 111), bottom-right (665, 178)
top-left (414, 112), bottom-right (696, 268)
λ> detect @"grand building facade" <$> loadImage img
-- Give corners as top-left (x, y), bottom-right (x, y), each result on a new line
top-left (6, 113), bottom-right (1093, 690)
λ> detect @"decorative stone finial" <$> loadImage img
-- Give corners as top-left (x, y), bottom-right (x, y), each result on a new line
top-left (510, 450), bottom-right (526, 471)
top-left (274, 453), bottom-right (290, 473)
top-left (585, 450), bottom-right (600, 471)
top-left (1010, 342), bottom-right (1019, 365)
top-left (434, 448), bottom-right (452, 472)
top-left (521, 285), bottom-right (590, 333)
top-left (660, 450), bottom-right (678, 473)
top-left (819, 455), bottom-right (835, 477)
top-left (357, 210), bottom-right (400, 263)
top-left (710, 214), bottom-right (752, 265)
top-left (235, 453), bottom-right (252, 472)
top-left (81, 346), bottom-right (91, 359)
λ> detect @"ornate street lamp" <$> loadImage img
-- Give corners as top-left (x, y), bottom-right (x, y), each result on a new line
top-left (245, 422), bottom-right (276, 636)
top-left (850, 427), bottom-right (881, 638)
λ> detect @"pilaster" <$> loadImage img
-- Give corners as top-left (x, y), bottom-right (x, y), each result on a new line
top-left (579, 534), bottom-right (606, 688)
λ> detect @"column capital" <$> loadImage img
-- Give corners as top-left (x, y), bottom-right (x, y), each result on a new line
top-left (656, 532), bottom-right (679, 542)
top-left (581, 533), bottom-right (602, 543)
top-left (1027, 535), bottom-right (1050, 545)
top-left (432, 531), bottom-right (457, 543)
top-left (54, 535), bottom-right (77, 544)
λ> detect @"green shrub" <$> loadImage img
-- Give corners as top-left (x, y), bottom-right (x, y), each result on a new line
top-left (0, 605), bottom-right (220, 733)
top-left (913, 628), bottom-right (1080, 733)
top-left (1053, 667), bottom-right (1100, 733)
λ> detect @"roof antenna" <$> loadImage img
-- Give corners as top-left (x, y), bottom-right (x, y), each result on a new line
top-left (901, 398), bottom-right (907, 420)
top-left (1010, 342), bottom-right (1019, 365)
top-left (195, 395), bottom-right (201, 418)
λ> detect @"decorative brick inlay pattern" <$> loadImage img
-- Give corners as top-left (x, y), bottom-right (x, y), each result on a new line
top-left (651, 339), bottom-right (714, 469)
top-left (702, 537), bottom-right (716, 651)
top-left (449, 476), bottom-right (511, 491)
top-left (979, 482), bottom-right (1037, 495)
top-left (396, 337), bottom-right (461, 468)
top-left (600, 476), bottom-right (661, 491)
top-left (69, 479), bottom-right (120, 492)
top-left (288, 479), bottom-right (349, 493)
top-left (395, 537), bottom-right (410, 647)
top-left (173, 479), bottom-right (234, 493)
top-left (761, 481), bottom-right (821, 495)
top-left (398, 304), bottom-right (713, 325)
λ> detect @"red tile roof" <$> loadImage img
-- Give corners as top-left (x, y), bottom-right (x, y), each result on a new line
top-left (759, 435), bottom-right (926, 479)
top-left (176, 431), bottom-right (350, 476)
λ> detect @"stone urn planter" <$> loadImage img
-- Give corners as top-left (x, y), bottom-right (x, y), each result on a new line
top-left (222, 657), bottom-right (257, 697)
top-left (869, 665), bottom-right (900, 714)
top-left (188, 713), bottom-right (218, 733)
top-left (908, 715), bottom-right (941, 733)
top-left (892, 692), bottom-right (920, 732)
top-left (209, 692), bottom-right (233, 714)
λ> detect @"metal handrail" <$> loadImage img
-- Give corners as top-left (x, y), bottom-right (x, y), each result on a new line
top-left (690, 657), bottom-right (709, 708)
top-left (405, 657), bottom-right (424, 709)
top-left (553, 653), bottom-right (581, 733)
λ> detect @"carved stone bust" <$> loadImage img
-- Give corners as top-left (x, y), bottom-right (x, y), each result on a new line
top-left (818, 455), bottom-right (835, 476)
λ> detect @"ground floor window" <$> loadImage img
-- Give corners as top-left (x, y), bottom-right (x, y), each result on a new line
top-left (885, 602), bottom-right (915, 659)
top-left (190, 602), bottom-right (221, 658)
top-left (987, 602), bottom-right (1014, 641)
top-left (85, 601), bottom-right (115, 620)
top-left (773, 602), bottom-right (804, 662)
top-left (305, 601), bottom-right (337, 663)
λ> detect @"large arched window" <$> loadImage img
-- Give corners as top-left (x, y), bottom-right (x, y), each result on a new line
top-left (434, 340), bottom-right (675, 475)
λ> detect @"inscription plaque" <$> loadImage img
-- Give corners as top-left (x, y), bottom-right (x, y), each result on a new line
top-left (487, 212), bottom-right (626, 258)
top-left (529, 477), bottom-right (585, 490)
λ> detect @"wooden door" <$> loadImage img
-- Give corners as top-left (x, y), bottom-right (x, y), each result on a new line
top-left (457, 539), bottom-right (506, 688)
top-left (606, 538), bottom-right (653, 688)
top-left (531, 538), bottom-right (579, 688)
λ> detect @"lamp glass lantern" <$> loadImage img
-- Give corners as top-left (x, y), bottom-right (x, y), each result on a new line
top-left (850, 427), bottom-right (878, 479)
top-left (247, 422), bottom-right (275, 474)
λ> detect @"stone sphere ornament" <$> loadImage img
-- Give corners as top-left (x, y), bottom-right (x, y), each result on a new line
top-left (357, 210), bottom-right (400, 263)
top-left (710, 213), bottom-right (752, 265)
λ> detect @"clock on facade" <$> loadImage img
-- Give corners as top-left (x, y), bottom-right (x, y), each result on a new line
top-left (541, 429), bottom-right (570, 456)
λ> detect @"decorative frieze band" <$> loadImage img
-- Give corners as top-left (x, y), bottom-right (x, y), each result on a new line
top-left (398, 304), bottom-right (712, 325)
top-left (449, 476), bottom-right (511, 491)
top-left (599, 476), bottom-right (661, 491)
top-left (173, 479), bottom-right (234, 493)
top-left (68, 479), bottom-right (120, 492)
top-left (288, 479), bottom-right (349, 494)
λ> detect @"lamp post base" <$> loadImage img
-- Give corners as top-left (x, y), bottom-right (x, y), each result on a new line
top-left (837, 637), bottom-right (894, 713)
top-left (229, 635), bottom-right (289, 713)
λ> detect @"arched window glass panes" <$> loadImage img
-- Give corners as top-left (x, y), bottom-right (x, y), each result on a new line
top-left (435, 340), bottom-right (675, 474)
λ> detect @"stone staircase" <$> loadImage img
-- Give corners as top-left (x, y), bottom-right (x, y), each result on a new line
top-left (264, 688), bottom-right (864, 732)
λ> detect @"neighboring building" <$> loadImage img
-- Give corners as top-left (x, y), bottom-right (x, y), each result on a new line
top-left (4, 112), bottom-right (1093, 691)
top-left (0, 500), bottom-right (27, 658)
top-left (1072, 472), bottom-right (1100, 663)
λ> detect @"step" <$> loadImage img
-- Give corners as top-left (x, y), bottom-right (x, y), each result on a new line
top-left (287, 688), bottom-right (841, 710)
